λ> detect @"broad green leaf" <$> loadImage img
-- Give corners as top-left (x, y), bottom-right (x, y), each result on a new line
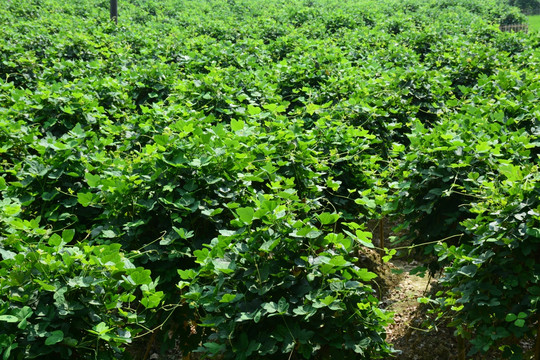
top-left (141, 292), bottom-right (164, 309)
top-left (85, 173), bottom-right (101, 187)
top-left (130, 268), bottom-right (152, 285)
top-left (77, 192), bottom-right (94, 207)
top-left (457, 264), bottom-right (477, 277)
top-left (236, 207), bottom-right (254, 224)
top-left (277, 297), bottom-right (289, 313)
top-left (499, 163), bottom-right (523, 182)
top-left (220, 294), bottom-right (237, 303)
top-left (318, 212), bottom-right (340, 225)
top-left (328, 256), bottom-right (348, 267)
top-left (506, 313), bottom-right (517, 322)
top-left (247, 105), bottom-right (261, 115)
top-left (231, 119), bottom-right (245, 131)
top-left (262, 302), bottom-right (277, 313)
top-left (45, 330), bottom-right (64, 346)
top-left (259, 239), bottom-right (279, 252)
top-left (212, 258), bottom-right (235, 274)
top-left (0, 315), bottom-right (18, 323)
top-left (93, 322), bottom-right (110, 335)
top-left (62, 229), bottom-right (75, 243)
top-left (101, 230), bottom-right (116, 238)
top-left (203, 342), bottom-right (225, 355)
top-left (320, 295), bottom-right (335, 306)
top-left (48, 233), bottom-right (64, 247)
top-left (356, 268), bottom-right (377, 282)
top-left (178, 269), bottom-right (197, 280)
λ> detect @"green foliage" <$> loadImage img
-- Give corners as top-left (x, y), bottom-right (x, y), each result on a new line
top-left (1, 0), bottom-right (539, 358)
top-left (0, 205), bottom-right (163, 359)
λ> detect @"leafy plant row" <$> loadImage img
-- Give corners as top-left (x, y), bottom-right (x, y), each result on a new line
top-left (0, 0), bottom-right (539, 358)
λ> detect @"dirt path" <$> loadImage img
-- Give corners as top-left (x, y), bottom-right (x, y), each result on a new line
top-left (382, 260), bottom-right (458, 360)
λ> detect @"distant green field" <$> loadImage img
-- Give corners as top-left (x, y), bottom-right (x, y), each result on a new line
top-left (529, 15), bottom-right (540, 32)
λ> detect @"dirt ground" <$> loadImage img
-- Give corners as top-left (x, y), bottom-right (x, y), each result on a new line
top-left (381, 259), bottom-right (459, 359)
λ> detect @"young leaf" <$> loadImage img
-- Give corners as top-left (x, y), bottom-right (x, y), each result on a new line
top-left (236, 207), bottom-right (255, 224)
top-left (45, 330), bottom-right (64, 346)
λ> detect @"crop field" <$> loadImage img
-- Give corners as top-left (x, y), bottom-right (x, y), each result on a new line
top-left (0, 0), bottom-right (539, 359)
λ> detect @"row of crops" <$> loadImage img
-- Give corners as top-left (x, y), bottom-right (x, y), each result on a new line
top-left (1, 0), bottom-right (539, 358)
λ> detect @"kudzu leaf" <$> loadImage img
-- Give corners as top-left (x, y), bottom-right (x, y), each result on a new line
top-left (45, 330), bottom-right (64, 345)
top-left (48, 233), bottom-right (63, 247)
top-left (62, 229), bottom-right (75, 243)
top-left (220, 294), bottom-right (236, 303)
top-left (318, 212), bottom-right (340, 225)
top-left (247, 105), bottom-right (261, 115)
top-left (231, 119), bottom-right (245, 131)
top-left (253, 309), bottom-right (262, 323)
top-left (204, 342), bottom-right (225, 355)
top-left (356, 268), bottom-right (377, 282)
top-left (277, 297), bottom-right (289, 313)
top-left (328, 256), bottom-right (348, 267)
top-left (321, 295), bottom-right (335, 306)
top-left (236, 207), bottom-right (254, 224)
top-left (141, 292), bottom-right (164, 309)
top-left (0, 315), bottom-right (18, 323)
top-left (212, 258), bottom-right (235, 274)
top-left (262, 302), bottom-right (277, 313)
top-left (526, 227), bottom-right (540, 237)
top-left (85, 173), bottom-right (101, 187)
top-left (101, 230), bottom-right (116, 238)
top-left (458, 264), bottom-right (477, 277)
top-left (130, 268), bottom-right (152, 285)
top-left (178, 269), bottom-right (197, 280)
top-left (77, 192), bottom-right (94, 207)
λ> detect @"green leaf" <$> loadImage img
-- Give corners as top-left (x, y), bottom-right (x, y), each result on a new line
top-left (77, 192), bottom-right (95, 207)
top-left (320, 295), bottom-right (335, 306)
top-left (499, 163), bottom-right (523, 182)
top-left (178, 269), bottom-right (197, 280)
top-left (62, 229), bottom-right (75, 243)
top-left (203, 342), bottom-right (225, 355)
top-left (457, 264), bottom-right (477, 277)
top-left (318, 212), bottom-right (340, 225)
top-left (231, 119), bottom-right (245, 131)
top-left (154, 135), bottom-right (169, 146)
top-left (212, 258), bottom-right (235, 274)
top-left (328, 256), bottom-right (348, 267)
top-left (277, 297), bottom-right (289, 313)
top-left (236, 207), bottom-right (255, 224)
top-left (85, 173), bottom-right (101, 187)
top-left (356, 268), bottom-right (377, 282)
top-left (247, 105), bottom-right (261, 115)
top-left (101, 230), bottom-right (116, 238)
top-left (262, 302), bottom-right (277, 313)
top-left (0, 315), bottom-right (18, 323)
top-left (220, 294), bottom-right (237, 303)
top-left (48, 233), bottom-right (64, 247)
top-left (259, 239), bottom-right (279, 252)
top-left (45, 330), bottom-right (64, 346)
top-left (141, 292), bottom-right (164, 309)
top-left (526, 227), bottom-right (540, 237)
top-left (130, 268), bottom-right (152, 285)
